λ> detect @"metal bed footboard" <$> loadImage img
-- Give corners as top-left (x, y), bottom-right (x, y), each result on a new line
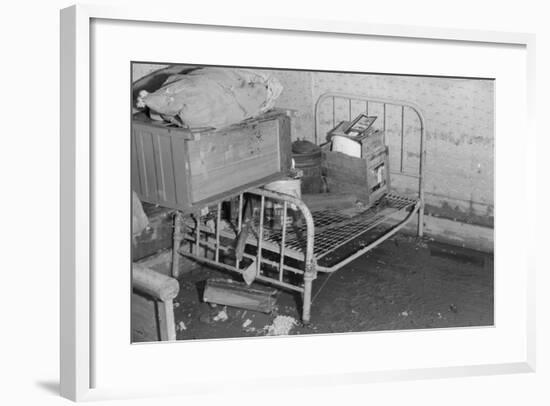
top-left (172, 187), bottom-right (318, 323)
top-left (171, 187), bottom-right (420, 324)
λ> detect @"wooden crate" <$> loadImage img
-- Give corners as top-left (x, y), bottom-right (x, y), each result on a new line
top-left (327, 121), bottom-right (385, 158)
top-left (322, 145), bottom-right (390, 205)
top-left (132, 111), bottom-right (292, 212)
top-left (323, 120), bottom-right (390, 205)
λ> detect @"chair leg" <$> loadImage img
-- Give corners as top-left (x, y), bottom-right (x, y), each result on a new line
top-left (158, 300), bottom-right (176, 341)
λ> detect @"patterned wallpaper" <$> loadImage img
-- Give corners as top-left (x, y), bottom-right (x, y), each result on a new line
top-left (132, 64), bottom-right (494, 226)
top-left (309, 72), bottom-right (494, 227)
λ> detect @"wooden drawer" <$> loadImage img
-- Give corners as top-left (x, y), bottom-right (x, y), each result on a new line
top-left (132, 112), bottom-right (292, 212)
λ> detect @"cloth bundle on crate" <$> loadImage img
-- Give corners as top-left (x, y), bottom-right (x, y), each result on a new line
top-left (137, 67), bottom-right (283, 129)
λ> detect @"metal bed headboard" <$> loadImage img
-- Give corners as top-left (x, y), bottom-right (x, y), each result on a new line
top-left (314, 92), bottom-right (426, 235)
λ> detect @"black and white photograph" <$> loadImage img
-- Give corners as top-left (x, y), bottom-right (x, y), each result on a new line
top-left (130, 62), bottom-right (494, 342)
top-left (4, 0), bottom-right (548, 404)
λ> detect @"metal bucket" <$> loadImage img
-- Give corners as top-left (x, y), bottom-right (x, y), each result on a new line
top-left (263, 178), bottom-right (301, 229)
top-left (292, 149), bottom-right (323, 193)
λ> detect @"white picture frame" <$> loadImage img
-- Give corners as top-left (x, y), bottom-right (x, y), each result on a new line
top-left (60, 4), bottom-right (536, 402)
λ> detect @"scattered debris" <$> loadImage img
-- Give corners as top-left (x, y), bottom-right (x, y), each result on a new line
top-left (199, 314), bottom-right (212, 324)
top-left (437, 312), bottom-right (443, 319)
top-left (449, 304), bottom-right (458, 313)
top-left (177, 321), bottom-right (187, 331)
top-left (416, 239), bottom-right (428, 249)
top-left (242, 319), bottom-right (253, 328)
top-left (265, 315), bottom-right (297, 336)
top-left (213, 308), bottom-right (229, 322)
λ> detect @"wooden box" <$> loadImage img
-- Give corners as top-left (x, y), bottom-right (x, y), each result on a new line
top-left (322, 144), bottom-right (390, 205)
top-left (132, 111), bottom-right (292, 212)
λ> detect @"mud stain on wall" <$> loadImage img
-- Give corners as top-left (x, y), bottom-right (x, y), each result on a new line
top-left (425, 202), bottom-right (494, 228)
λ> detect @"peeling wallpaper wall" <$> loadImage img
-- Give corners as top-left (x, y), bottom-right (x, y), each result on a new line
top-left (133, 64), bottom-right (494, 227)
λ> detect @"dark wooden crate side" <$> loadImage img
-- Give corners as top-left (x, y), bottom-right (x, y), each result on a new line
top-left (323, 150), bottom-right (370, 200)
top-left (132, 122), bottom-right (193, 211)
top-left (322, 148), bottom-right (390, 205)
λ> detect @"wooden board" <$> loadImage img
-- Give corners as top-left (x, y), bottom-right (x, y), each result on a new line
top-left (203, 278), bottom-right (277, 313)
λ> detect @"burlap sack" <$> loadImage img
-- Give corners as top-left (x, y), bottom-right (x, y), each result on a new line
top-left (138, 68), bottom-right (283, 129)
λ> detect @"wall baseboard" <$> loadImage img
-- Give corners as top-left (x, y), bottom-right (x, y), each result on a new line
top-left (403, 214), bottom-right (494, 254)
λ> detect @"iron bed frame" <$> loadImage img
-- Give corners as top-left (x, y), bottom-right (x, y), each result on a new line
top-left (171, 92), bottom-right (426, 324)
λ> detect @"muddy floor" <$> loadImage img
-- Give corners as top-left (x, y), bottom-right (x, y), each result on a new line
top-left (167, 234), bottom-right (493, 340)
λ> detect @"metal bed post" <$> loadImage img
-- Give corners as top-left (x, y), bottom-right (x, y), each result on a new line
top-left (249, 188), bottom-right (316, 324)
top-left (302, 261), bottom-right (316, 324)
top-left (171, 211), bottom-right (184, 278)
top-left (418, 117), bottom-right (426, 237)
top-left (278, 201), bottom-right (288, 283)
top-left (236, 193), bottom-right (243, 270)
top-left (215, 202), bottom-right (221, 262)
top-left (256, 196), bottom-right (265, 276)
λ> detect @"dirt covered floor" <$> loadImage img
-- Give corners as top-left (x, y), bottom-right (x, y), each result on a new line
top-left (169, 234), bottom-right (493, 340)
